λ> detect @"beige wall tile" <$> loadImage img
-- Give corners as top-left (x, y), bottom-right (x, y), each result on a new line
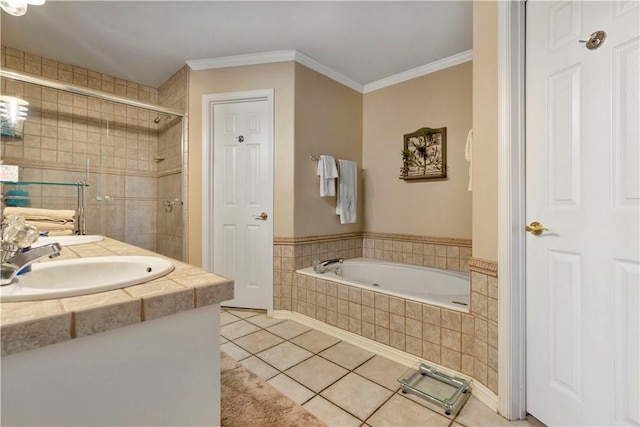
top-left (441, 329), bottom-right (461, 352)
top-left (422, 304), bottom-right (441, 326)
top-left (441, 347), bottom-right (461, 371)
top-left (441, 309), bottom-right (461, 331)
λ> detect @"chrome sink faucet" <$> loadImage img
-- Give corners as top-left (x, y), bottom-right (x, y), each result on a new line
top-left (313, 257), bottom-right (344, 274)
top-left (1, 243), bottom-right (62, 286)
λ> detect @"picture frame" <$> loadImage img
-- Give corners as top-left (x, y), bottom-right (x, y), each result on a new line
top-left (399, 127), bottom-right (447, 180)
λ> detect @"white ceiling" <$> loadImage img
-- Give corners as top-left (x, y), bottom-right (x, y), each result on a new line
top-left (1, 1), bottom-right (472, 89)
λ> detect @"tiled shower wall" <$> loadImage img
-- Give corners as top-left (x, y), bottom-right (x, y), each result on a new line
top-left (1, 46), bottom-right (184, 258)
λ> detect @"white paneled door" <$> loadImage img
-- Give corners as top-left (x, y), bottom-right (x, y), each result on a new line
top-left (212, 97), bottom-right (273, 310)
top-left (526, 1), bottom-right (639, 426)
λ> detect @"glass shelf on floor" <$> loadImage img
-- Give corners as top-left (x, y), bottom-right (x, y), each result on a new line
top-left (398, 362), bottom-right (471, 416)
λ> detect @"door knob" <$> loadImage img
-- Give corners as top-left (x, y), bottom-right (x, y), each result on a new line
top-left (525, 221), bottom-right (550, 236)
top-left (255, 212), bottom-right (268, 220)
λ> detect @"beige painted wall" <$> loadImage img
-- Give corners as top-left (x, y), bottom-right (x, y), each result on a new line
top-left (187, 62), bottom-right (296, 265)
top-left (472, 1), bottom-right (498, 261)
top-left (362, 62), bottom-right (473, 239)
top-left (294, 63), bottom-right (364, 237)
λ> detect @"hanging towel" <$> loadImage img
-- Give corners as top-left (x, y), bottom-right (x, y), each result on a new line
top-left (336, 159), bottom-right (357, 224)
top-left (465, 129), bottom-right (473, 191)
top-left (316, 155), bottom-right (339, 197)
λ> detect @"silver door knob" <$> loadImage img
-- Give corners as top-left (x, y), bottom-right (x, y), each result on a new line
top-left (255, 212), bottom-right (268, 220)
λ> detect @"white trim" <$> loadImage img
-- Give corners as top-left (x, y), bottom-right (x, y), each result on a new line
top-left (187, 50), bottom-right (296, 71)
top-left (497, 0), bottom-right (527, 421)
top-left (363, 50), bottom-right (473, 93)
top-left (272, 309), bottom-right (499, 413)
top-left (187, 50), bottom-right (363, 93)
top-left (201, 89), bottom-right (275, 280)
top-left (187, 49), bottom-right (473, 95)
top-left (293, 51), bottom-right (363, 93)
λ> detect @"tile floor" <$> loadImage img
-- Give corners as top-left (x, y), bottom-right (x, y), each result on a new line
top-left (220, 308), bottom-right (539, 427)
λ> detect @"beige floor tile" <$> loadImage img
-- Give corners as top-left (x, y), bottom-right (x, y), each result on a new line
top-left (267, 373), bottom-right (316, 405)
top-left (354, 355), bottom-right (409, 391)
top-left (303, 396), bottom-right (362, 427)
top-left (321, 372), bottom-right (393, 421)
top-left (398, 389), bottom-right (458, 420)
top-left (266, 319), bottom-right (312, 339)
top-left (233, 330), bottom-right (284, 354)
top-left (290, 329), bottom-right (341, 353)
top-left (225, 308), bottom-right (261, 318)
top-left (286, 355), bottom-right (349, 393)
top-left (220, 319), bottom-right (261, 340)
top-left (256, 341), bottom-right (313, 371)
top-left (454, 396), bottom-right (511, 427)
top-left (319, 341), bottom-right (375, 370)
top-left (244, 313), bottom-right (286, 328)
top-left (220, 335), bottom-right (228, 344)
top-left (239, 356), bottom-right (279, 380)
top-left (220, 341), bottom-right (251, 361)
top-left (220, 311), bottom-right (240, 326)
top-left (367, 394), bottom-right (450, 427)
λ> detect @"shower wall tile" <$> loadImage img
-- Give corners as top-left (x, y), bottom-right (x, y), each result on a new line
top-left (1, 46), bottom-right (186, 257)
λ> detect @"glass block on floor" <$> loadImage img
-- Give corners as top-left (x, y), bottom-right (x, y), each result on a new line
top-left (398, 362), bottom-right (471, 416)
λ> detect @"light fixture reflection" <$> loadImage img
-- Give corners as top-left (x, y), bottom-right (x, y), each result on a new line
top-left (0, 0), bottom-right (45, 17)
top-left (0, 96), bottom-right (29, 127)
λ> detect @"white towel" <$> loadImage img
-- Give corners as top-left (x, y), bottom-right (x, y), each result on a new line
top-left (316, 155), bottom-right (339, 197)
top-left (336, 159), bottom-right (357, 224)
top-left (465, 129), bottom-right (473, 191)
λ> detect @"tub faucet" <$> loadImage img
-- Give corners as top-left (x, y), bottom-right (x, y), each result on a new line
top-left (1, 243), bottom-right (62, 286)
top-left (314, 258), bottom-right (344, 274)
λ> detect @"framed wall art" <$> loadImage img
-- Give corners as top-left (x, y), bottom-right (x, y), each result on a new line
top-left (399, 127), bottom-right (447, 180)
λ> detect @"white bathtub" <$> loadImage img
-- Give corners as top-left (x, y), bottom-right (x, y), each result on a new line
top-left (297, 257), bottom-right (470, 312)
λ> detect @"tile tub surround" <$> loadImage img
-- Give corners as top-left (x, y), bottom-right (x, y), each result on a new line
top-left (0, 237), bottom-right (233, 356)
top-left (273, 232), bottom-right (471, 311)
top-left (273, 233), bottom-right (363, 311)
top-left (467, 257), bottom-right (499, 395)
top-left (363, 232), bottom-right (472, 273)
top-left (290, 271), bottom-right (470, 374)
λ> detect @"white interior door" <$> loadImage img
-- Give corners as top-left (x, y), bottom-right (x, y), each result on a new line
top-left (212, 97), bottom-right (273, 310)
top-left (525, 2), bottom-right (639, 426)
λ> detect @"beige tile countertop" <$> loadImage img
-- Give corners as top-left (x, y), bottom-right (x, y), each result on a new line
top-left (1, 237), bottom-right (234, 357)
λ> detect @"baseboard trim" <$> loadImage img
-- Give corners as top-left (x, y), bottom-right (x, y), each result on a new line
top-left (272, 309), bottom-right (499, 412)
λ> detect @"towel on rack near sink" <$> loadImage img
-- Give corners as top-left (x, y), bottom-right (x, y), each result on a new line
top-left (336, 159), bottom-right (357, 224)
top-left (317, 155), bottom-right (339, 197)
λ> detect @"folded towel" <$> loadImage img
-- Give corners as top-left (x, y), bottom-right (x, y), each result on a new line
top-left (336, 159), bottom-right (357, 224)
top-left (317, 155), bottom-right (339, 197)
top-left (27, 221), bottom-right (75, 232)
top-left (46, 230), bottom-right (74, 236)
top-left (465, 129), bottom-right (473, 191)
top-left (4, 207), bottom-right (76, 223)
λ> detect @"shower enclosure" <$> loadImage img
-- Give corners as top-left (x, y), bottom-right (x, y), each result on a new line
top-left (0, 69), bottom-right (186, 261)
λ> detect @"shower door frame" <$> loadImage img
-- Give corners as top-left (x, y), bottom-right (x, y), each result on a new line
top-left (0, 69), bottom-right (188, 259)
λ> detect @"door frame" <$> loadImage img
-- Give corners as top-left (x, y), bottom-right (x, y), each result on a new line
top-left (497, 0), bottom-right (527, 420)
top-left (201, 89), bottom-right (275, 276)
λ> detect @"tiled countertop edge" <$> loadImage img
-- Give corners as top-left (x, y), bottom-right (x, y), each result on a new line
top-left (1, 238), bottom-right (234, 357)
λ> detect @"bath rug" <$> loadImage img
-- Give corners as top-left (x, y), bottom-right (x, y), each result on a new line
top-left (220, 351), bottom-right (327, 427)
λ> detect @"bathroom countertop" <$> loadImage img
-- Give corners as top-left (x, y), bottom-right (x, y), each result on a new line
top-left (0, 237), bottom-right (234, 357)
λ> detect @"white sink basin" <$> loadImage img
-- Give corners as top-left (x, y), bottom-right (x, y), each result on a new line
top-left (32, 235), bottom-right (104, 248)
top-left (0, 256), bottom-right (174, 302)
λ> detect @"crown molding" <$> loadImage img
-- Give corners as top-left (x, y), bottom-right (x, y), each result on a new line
top-left (186, 49), bottom-right (472, 94)
top-left (362, 49), bottom-right (473, 93)
top-left (293, 51), bottom-right (363, 93)
top-left (186, 49), bottom-right (363, 92)
top-left (186, 50), bottom-right (296, 71)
